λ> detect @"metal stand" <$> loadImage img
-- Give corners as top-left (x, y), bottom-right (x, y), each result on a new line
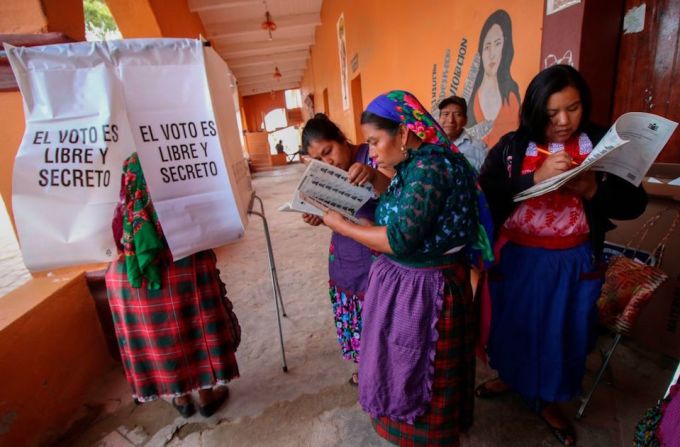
top-left (576, 333), bottom-right (622, 419)
top-left (248, 192), bottom-right (289, 372)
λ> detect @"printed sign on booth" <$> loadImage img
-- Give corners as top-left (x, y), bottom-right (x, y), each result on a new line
top-left (6, 39), bottom-right (250, 271)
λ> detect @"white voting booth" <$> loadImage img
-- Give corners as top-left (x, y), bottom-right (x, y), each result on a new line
top-left (7, 38), bottom-right (288, 371)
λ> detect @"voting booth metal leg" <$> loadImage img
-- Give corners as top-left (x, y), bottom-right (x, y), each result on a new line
top-left (576, 333), bottom-right (622, 420)
top-left (252, 194), bottom-right (287, 317)
top-left (248, 193), bottom-right (288, 373)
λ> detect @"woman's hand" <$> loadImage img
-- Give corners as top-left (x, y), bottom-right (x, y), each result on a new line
top-left (302, 213), bottom-right (323, 226)
top-left (534, 151), bottom-right (574, 183)
top-left (347, 163), bottom-right (375, 186)
top-left (564, 170), bottom-right (598, 199)
top-left (322, 210), bottom-right (348, 233)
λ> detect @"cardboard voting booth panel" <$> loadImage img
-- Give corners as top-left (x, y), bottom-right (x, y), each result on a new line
top-left (112, 39), bottom-right (246, 260)
top-left (607, 164), bottom-right (680, 359)
top-left (203, 46), bottom-right (252, 224)
top-left (6, 38), bottom-right (251, 271)
top-left (6, 43), bottom-right (127, 271)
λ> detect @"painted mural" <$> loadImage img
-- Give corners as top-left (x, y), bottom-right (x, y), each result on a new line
top-left (430, 9), bottom-right (523, 148)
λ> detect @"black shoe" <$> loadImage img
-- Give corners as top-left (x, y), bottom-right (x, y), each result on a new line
top-left (199, 387), bottom-right (229, 418)
top-left (172, 397), bottom-right (196, 418)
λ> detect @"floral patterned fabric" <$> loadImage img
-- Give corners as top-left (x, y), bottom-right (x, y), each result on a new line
top-left (328, 144), bottom-right (378, 362)
top-left (329, 284), bottom-right (364, 361)
top-left (122, 153), bottom-right (165, 290)
top-left (375, 144), bottom-right (478, 267)
top-left (364, 90), bottom-right (450, 147)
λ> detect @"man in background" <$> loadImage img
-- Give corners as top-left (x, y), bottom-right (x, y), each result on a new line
top-left (438, 96), bottom-right (488, 171)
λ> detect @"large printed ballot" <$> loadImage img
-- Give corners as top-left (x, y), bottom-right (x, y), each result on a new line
top-left (514, 112), bottom-right (678, 202)
top-left (6, 39), bottom-right (251, 271)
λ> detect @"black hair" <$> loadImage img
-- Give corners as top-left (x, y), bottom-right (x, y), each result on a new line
top-left (438, 96), bottom-right (468, 115)
top-left (519, 64), bottom-right (591, 144)
top-left (360, 111), bottom-right (400, 136)
top-left (301, 113), bottom-right (347, 154)
top-left (467, 9), bottom-right (521, 125)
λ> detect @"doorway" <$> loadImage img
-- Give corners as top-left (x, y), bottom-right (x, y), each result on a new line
top-left (612, 0), bottom-right (680, 162)
top-left (322, 88), bottom-right (330, 116)
top-left (351, 74), bottom-right (364, 144)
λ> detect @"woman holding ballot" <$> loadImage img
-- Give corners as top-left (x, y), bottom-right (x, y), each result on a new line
top-left (477, 65), bottom-right (647, 445)
top-left (105, 153), bottom-right (241, 419)
top-left (320, 91), bottom-right (489, 446)
top-left (300, 113), bottom-right (390, 385)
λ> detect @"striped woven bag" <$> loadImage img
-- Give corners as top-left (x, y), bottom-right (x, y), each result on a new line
top-left (597, 209), bottom-right (679, 334)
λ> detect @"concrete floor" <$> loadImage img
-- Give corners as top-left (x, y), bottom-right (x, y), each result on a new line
top-left (58, 164), bottom-right (676, 447)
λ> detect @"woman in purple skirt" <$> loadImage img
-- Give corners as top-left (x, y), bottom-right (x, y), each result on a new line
top-left (320, 92), bottom-right (491, 446)
top-left (300, 113), bottom-right (391, 385)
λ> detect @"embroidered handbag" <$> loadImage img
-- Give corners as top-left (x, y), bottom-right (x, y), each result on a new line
top-left (597, 209), bottom-right (679, 334)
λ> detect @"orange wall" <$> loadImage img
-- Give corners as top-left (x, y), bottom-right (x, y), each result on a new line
top-left (242, 91), bottom-right (287, 132)
top-left (105, 0), bottom-right (163, 38)
top-left (301, 0), bottom-right (544, 146)
top-left (0, 92), bottom-right (26, 228)
top-left (42, 0), bottom-right (86, 41)
top-left (107, 0), bottom-right (206, 39)
top-left (148, 0), bottom-right (206, 38)
top-left (0, 1), bottom-right (47, 33)
top-left (0, 274), bottom-right (114, 447)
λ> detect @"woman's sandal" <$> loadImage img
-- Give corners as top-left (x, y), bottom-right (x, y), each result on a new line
top-left (542, 416), bottom-right (577, 446)
top-left (198, 387), bottom-right (229, 418)
top-left (172, 397), bottom-right (196, 418)
top-left (474, 379), bottom-right (509, 399)
top-left (348, 372), bottom-right (359, 387)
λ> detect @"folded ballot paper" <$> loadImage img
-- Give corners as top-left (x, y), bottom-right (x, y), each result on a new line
top-left (514, 112), bottom-right (678, 202)
top-left (278, 160), bottom-right (374, 223)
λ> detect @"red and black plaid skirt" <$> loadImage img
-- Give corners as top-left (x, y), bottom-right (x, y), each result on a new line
top-left (372, 264), bottom-right (475, 446)
top-left (105, 250), bottom-right (240, 401)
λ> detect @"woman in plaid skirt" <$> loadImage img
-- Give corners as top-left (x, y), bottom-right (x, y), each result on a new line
top-left (321, 91), bottom-right (492, 446)
top-left (105, 153), bottom-right (241, 418)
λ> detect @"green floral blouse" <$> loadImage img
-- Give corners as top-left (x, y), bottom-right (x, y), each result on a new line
top-left (375, 144), bottom-right (478, 267)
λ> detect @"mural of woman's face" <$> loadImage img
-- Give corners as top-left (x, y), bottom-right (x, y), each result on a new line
top-left (482, 24), bottom-right (504, 77)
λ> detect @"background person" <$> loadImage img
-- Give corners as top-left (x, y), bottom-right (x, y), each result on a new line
top-left (106, 153), bottom-right (241, 418)
top-left (438, 95), bottom-right (488, 171)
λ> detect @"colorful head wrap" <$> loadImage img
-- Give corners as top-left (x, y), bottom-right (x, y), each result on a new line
top-left (364, 90), bottom-right (450, 148)
top-left (121, 153), bottom-right (165, 290)
top-left (366, 90), bottom-right (495, 270)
